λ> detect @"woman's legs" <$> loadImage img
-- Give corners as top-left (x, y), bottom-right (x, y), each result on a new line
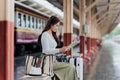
top-left (53, 62), bottom-right (78, 80)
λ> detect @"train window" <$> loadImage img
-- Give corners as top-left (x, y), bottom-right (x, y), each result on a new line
top-left (38, 19), bottom-right (42, 30)
top-left (31, 17), bottom-right (34, 29)
top-left (42, 20), bottom-right (45, 29)
top-left (34, 17), bottom-right (37, 29)
top-left (26, 15), bottom-right (28, 28)
top-left (18, 12), bottom-right (22, 27)
top-left (23, 14), bottom-right (26, 28)
top-left (45, 20), bottom-right (47, 27)
top-left (30, 16), bottom-right (32, 29)
top-left (36, 18), bottom-right (38, 29)
top-left (44, 20), bottom-right (47, 27)
top-left (28, 16), bottom-right (31, 28)
top-left (27, 15), bottom-right (31, 28)
top-left (15, 11), bottom-right (17, 27)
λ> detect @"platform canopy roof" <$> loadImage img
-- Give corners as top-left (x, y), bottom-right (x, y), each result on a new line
top-left (47, 0), bottom-right (120, 36)
top-left (15, 0), bottom-right (120, 36)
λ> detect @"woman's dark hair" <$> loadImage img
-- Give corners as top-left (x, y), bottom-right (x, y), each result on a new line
top-left (37, 16), bottom-right (61, 52)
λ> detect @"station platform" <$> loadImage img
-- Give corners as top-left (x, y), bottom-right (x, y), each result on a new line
top-left (14, 40), bottom-right (120, 80)
top-left (87, 40), bottom-right (120, 80)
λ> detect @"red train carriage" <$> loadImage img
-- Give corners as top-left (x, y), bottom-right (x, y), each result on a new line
top-left (14, 3), bottom-right (49, 56)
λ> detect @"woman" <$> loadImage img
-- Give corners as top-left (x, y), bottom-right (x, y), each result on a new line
top-left (39, 16), bottom-right (78, 80)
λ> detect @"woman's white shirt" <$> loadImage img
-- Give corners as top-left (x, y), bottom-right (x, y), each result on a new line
top-left (41, 32), bottom-right (60, 54)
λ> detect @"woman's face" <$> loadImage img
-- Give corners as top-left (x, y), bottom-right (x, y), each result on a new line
top-left (51, 22), bottom-right (59, 32)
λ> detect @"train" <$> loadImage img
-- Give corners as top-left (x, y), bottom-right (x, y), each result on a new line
top-left (14, 1), bottom-right (79, 56)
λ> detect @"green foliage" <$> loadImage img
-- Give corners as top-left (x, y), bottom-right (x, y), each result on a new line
top-left (111, 26), bottom-right (120, 35)
top-left (102, 25), bottom-right (120, 40)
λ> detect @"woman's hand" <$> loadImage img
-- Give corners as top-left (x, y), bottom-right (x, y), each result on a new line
top-left (59, 46), bottom-right (67, 53)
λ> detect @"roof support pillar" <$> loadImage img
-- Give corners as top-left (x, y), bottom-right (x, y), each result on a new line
top-left (63, 0), bottom-right (73, 56)
top-left (86, 0), bottom-right (92, 53)
top-left (79, 0), bottom-right (86, 57)
top-left (0, 0), bottom-right (14, 80)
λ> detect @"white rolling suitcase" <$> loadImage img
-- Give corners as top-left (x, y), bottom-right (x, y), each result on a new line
top-left (68, 57), bottom-right (83, 80)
